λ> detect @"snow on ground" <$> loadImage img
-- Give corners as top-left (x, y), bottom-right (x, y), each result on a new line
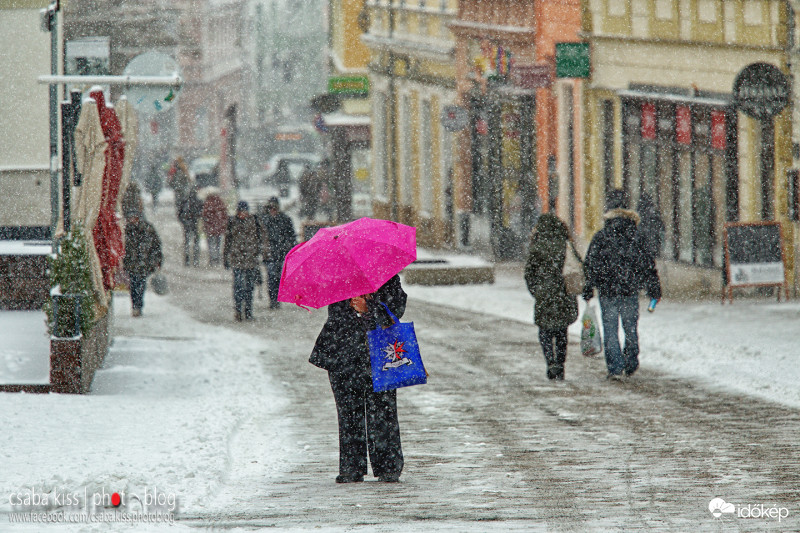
top-left (0, 293), bottom-right (292, 532)
top-left (0, 311), bottom-right (49, 384)
top-left (1, 244), bottom-right (799, 530)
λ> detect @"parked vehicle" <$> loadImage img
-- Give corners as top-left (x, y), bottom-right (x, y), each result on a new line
top-left (190, 156), bottom-right (220, 189)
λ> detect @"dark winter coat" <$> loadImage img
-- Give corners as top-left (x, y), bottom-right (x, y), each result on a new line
top-left (178, 193), bottom-right (203, 229)
top-left (121, 182), bottom-right (144, 218)
top-left (582, 209), bottom-right (662, 300)
top-left (259, 211), bottom-right (297, 263)
top-left (309, 275), bottom-right (407, 376)
top-left (123, 218), bottom-right (162, 275)
top-left (202, 194), bottom-right (228, 236)
top-left (524, 213), bottom-right (579, 330)
top-left (637, 194), bottom-right (665, 259)
top-left (223, 214), bottom-right (262, 269)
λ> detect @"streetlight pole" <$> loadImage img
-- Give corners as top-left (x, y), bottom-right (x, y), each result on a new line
top-left (41, 1), bottom-right (60, 253)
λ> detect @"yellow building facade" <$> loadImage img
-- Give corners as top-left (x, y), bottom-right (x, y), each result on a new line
top-left (584, 0), bottom-right (795, 296)
top-left (363, 0), bottom-right (460, 248)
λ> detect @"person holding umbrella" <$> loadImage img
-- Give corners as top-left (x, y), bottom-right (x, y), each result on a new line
top-left (281, 218), bottom-right (418, 483)
top-left (309, 274), bottom-right (408, 483)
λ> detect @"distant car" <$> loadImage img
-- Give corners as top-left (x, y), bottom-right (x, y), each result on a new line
top-left (259, 153), bottom-right (322, 186)
top-left (189, 156), bottom-right (220, 188)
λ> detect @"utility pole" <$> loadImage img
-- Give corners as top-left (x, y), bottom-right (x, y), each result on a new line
top-left (41, 1), bottom-right (60, 252)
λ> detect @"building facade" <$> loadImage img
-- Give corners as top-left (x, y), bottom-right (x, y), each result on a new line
top-left (584, 0), bottom-right (795, 295)
top-left (450, 0), bottom-right (582, 259)
top-left (363, 0), bottom-right (459, 248)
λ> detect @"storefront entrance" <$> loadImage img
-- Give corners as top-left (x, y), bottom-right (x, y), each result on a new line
top-left (469, 89), bottom-right (536, 259)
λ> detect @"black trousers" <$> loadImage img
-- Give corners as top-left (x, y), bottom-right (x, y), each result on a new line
top-left (328, 370), bottom-right (403, 478)
top-left (539, 328), bottom-right (568, 379)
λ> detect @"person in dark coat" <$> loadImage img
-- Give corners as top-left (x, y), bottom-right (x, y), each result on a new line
top-left (257, 197), bottom-right (297, 309)
top-left (582, 189), bottom-right (662, 379)
top-left (636, 193), bottom-right (665, 260)
top-left (298, 163), bottom-right (321, 219)
top-left (144, 160), bottom-right (163, 210)
top-left (524, 213), bottom-right (579, 380)
top-left (123, 213), bottom-right (162, 317)
top-left (309, 275), bottom-right (407, 483)
top-left (223, 201), bottom-right (262, 321)
top-left (202, 192), bottom-right (228, 266)
top-left (178, 185), bottom-right (203, 267)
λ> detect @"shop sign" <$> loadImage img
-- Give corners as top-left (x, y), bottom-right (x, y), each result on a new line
top-left (511, 64), bottom-right (552, 89)
top-left (473, 40), bottom-right (513, 82)
top-left (711, 110), bottom-right (726, 150)
top-left (733, 63), bottom-right (790, 120)
top-left (441, 105), bottom-right (469, 132)
top-left (641, 102), bottom-right (656, 140)
top-left (555, 42), bottom-right (590, 78)
top-left (328, 76), bottom-right (369, 96)
top-left (676, 106), bottom-right (691, 145)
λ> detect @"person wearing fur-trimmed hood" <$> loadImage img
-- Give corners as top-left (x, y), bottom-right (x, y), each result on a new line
top-left (582, 189), bottom-right (661, 379)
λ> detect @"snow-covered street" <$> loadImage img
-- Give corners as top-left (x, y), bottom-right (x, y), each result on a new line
top-left (1, 201), bottom-right (799, 531)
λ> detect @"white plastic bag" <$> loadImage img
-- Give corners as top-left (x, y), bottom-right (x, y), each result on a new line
top-left (580, 304), bottom-right (603, 357)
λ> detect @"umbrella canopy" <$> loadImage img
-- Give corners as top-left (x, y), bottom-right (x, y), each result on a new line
top-left (278, 218), bottom-right (416, 309)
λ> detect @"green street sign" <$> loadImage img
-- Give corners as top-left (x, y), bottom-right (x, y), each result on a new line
top-left (555, 42), bottom-right (590, 79)
top-left (328, 76), bottom-right (369, 96)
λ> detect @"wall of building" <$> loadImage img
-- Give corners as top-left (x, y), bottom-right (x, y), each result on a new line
top-left (0, 4), bottom-right (56, 228)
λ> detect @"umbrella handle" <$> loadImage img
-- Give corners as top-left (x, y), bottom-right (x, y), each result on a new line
top-left (378, 302), bottom-right (399, 325)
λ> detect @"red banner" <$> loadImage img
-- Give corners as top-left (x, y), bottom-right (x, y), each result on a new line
top-left (641, 102), bottom-right (656, 140)
top-left (676, 106), bottom-right (691, 145)
top-left (711, 110), bottom-right (726, 150)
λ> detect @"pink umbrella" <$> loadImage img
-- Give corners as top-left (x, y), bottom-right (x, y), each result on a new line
top-left (278, 218), bottom-right (417, 309)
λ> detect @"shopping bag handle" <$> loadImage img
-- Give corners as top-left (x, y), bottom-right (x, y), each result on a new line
top-left (378, 302), bottom-right (399, 325)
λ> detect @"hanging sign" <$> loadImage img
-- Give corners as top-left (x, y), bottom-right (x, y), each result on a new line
top-left (555, 42), bottom-right (590, 78)
top-left (711, 110), bottom-right (726, 150)
top-left (676, 106), bottom-right (691, 145)
top-left (733, 63), bottom-right (790, 120)
top-left (641, 102), bottom-right (656, 140)
top-left (441, 105), bottom-right (469, 132)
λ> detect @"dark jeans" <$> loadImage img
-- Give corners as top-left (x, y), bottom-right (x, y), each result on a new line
top-left (538, 328), bottom-right (567, 379)
top-left (599, 295), bottom-right (640, 376)
top-left (182, 224), bottom-right (200, 266)
top-left (129, 273), bottom-right (146, 311)
top-left (266, 261), bottom-right (281, 306)
top-left (232, 268), bottom-right (258, 317)
top-left (207, 234), bottom-right (222, 266)
top-left (328, 370), bottom-right (403, 478)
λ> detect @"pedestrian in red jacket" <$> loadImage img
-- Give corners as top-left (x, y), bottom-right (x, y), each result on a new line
top-left (202, 192), bottom-right (228, 267)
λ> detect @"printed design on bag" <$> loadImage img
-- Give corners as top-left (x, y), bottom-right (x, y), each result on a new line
top-left (381, 339), bottom-right (413, 370)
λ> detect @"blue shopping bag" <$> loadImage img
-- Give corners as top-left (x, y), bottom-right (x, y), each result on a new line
top-left (368, 304), bottom-right (427, 392)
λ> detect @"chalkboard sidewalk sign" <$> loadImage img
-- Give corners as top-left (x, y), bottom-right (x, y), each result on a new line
top-left (722, 221), bottom-right (788, 303)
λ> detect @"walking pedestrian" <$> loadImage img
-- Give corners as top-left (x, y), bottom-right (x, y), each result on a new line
top-left (582, 189), bottom-right (662, 379)
top-left (120, 181), bottom-right (144, 220)
top-left (178, 185), bottom-right (203, 267)
top-left (309, 274), bottom-right (407, 483)
top-left (257, 197), bottom-right (297, 309)
top-left (144, 160), bottom-right (163, 210)
top-left (202, 191), bottom-right (228, 267)
top-left (524, 213), bottom-right (579, 380)
top-left (168, 156), bottom-right (191, 214)
top-left (637, 193), bottom-right (665, 260)
top-left (223, 201), bottom-right (262, 321)
top-left (123, 212), bottom-right (163, 317)
top-left (298, 163), bottom-right (320, 219)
